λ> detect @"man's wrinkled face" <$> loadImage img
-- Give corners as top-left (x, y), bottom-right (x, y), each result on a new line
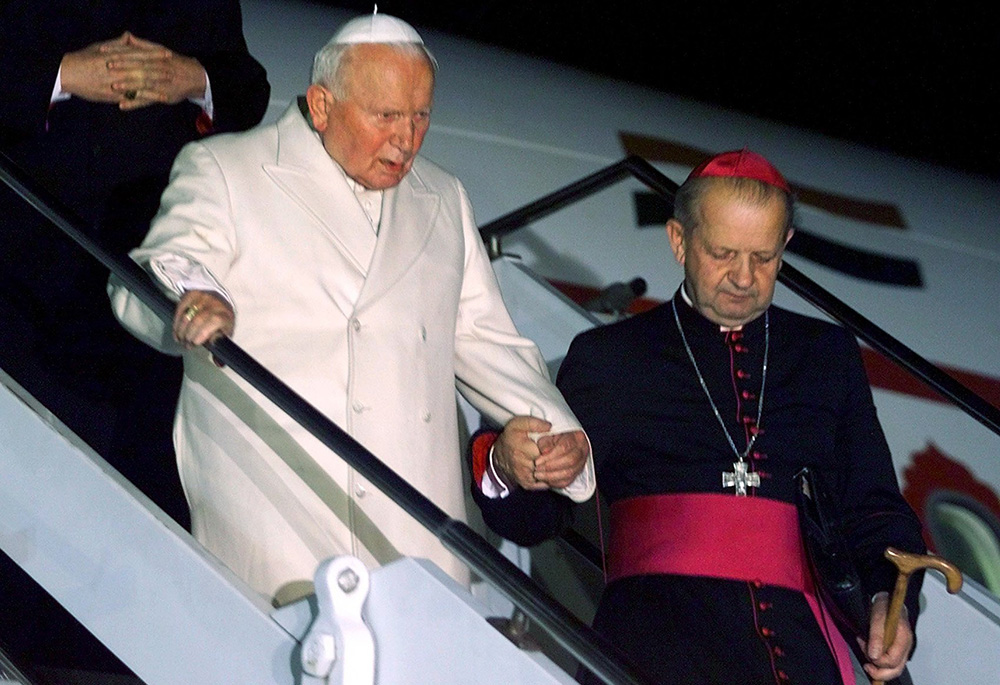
top-left (667, 183), bottom-right (792, 328)
top-left (307, 44), bottom-right (434, 190)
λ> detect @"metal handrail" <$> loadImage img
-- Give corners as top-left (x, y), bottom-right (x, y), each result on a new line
top-left (0, 151), bottom-right (652, 685)
top-left (479, 155), bottom-right (1000, 439)
top-left (480, 155), bottom-right (677, 241)
top-left (778, 263), bottom-right (1000, 436)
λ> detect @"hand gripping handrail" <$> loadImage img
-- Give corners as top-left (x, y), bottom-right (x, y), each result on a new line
top-left (0, 150), bottom-right (653, 685)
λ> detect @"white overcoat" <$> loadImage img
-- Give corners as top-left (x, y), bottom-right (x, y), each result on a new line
top-left (110, 101), bottom-right (593, 602)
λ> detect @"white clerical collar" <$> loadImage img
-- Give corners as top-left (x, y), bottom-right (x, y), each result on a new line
top-left (679, 283), bottom-right (743, 333)
top-left (344, 175), bottom-right (383, 232)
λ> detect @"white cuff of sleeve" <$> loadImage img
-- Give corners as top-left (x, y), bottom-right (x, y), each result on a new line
top-left (52, 66), bottom-right (70, 103)
top-left (481, 445), bottom-right (511, 499)
top-left (146, 253), bottom-right (234, 311)
top-left (188, 71), bottom-right (213, 120)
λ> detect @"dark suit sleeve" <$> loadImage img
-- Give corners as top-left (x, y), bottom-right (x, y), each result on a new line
top-left (196, 0), bottom-right (270, 133)
top-left (832, 330), bottom-right (926, 626)
top-left (0, 4), bottom-right (70, 139)
top-left (557, 331), bottom-right (621, 485)
top-left (467, 429), bottom-right (574, 547)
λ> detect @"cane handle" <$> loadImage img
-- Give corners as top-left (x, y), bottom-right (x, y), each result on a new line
top-left (884, 547), bottom-right (963, 592)
top-left (872, 547), bottom-right (963, 685)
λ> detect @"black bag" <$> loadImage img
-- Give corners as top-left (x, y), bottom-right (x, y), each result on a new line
top-left (795, 468), bottom-right (915, 685)
top-left (795, 467), bottom-right (870, 639)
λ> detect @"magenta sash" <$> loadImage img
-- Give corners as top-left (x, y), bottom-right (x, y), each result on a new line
top-left (608, 493), bottom-right (855, 685)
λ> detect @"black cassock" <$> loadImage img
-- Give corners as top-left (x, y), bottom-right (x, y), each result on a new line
top-left (474, 289), bottom-right (925, 685)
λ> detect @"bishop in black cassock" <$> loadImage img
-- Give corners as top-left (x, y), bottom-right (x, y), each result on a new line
top-left (472, 150), bottom-right (925, 685)
top-left (560, 291), bottom-right (924, 684)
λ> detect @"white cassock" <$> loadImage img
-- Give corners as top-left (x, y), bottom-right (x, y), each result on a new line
top-left (110, 100), bottom-right (594, 604)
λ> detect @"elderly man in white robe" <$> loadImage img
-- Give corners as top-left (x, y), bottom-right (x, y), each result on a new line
top-left (110, 13), bottom-right (594, 606)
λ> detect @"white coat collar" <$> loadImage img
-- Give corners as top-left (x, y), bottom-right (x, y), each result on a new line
top-left (263, 99), bottom-right (441, 313)
top-left (356, 162), bottom-right (440, 310)
top-left (263, 100), bottom-right (378, 277)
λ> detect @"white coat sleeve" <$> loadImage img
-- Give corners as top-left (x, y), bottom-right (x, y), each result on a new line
top-left (450, 182), bottom-right (595, 502)
top-left (109, 141), bottom-right (238, 354)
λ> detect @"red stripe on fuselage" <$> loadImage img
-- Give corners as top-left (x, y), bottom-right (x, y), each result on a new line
top-left (861, 348), bottom-right (1000, 409)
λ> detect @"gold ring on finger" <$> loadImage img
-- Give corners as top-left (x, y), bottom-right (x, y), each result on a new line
top-left (183, 305), bottom-right (200, 322)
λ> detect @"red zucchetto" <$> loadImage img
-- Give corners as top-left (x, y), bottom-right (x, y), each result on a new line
top-left (687, 149), bottom-right (790, 192)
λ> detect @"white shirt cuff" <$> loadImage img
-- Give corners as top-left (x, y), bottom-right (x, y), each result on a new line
top-left (146, 253), bottom-right (234, 311)
top-left (189, 71), bottom-right (213, 120)
top-left (52, 66), bottom-right (70, 103)
top-left (481, 444), bottom-right (511, 499)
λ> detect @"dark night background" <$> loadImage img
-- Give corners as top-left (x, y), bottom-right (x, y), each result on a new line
top-left (321, 1), bottom-right (1000, 179)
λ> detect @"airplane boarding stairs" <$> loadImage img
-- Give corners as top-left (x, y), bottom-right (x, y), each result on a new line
top-left (4, 255), bottom-right (1000, 685)
top-left (0, 368), bottom-right (592, 685)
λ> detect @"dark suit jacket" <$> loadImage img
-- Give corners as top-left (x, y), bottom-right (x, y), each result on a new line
top-left (0, 0), bottom-right (270, 335)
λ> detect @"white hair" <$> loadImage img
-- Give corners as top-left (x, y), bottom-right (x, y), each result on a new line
top-left (311, 40), bottom-right (437, 99)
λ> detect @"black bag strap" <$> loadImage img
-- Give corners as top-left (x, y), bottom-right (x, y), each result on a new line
top-left (795, 467), bottom-right (870, 638)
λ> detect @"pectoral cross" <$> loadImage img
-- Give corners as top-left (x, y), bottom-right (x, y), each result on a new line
top-left (723, 460), bottom-right (760, 496)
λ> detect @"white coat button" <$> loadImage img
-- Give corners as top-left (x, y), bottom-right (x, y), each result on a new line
top-left (355, 484), bottom-right (366, 498)
top-left (422, 411), bottom-right (432, 423)
top-left (351, 319), bottom-right (361, 332)
top-left (352, 401), bottom-right (364, 413)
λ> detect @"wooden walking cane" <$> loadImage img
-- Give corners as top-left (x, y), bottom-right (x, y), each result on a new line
top-left (870, 547), bottom-right (963, 685)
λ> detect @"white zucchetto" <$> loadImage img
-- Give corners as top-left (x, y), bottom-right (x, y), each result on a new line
top-left (331, 12), bottom-right (425, 45)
